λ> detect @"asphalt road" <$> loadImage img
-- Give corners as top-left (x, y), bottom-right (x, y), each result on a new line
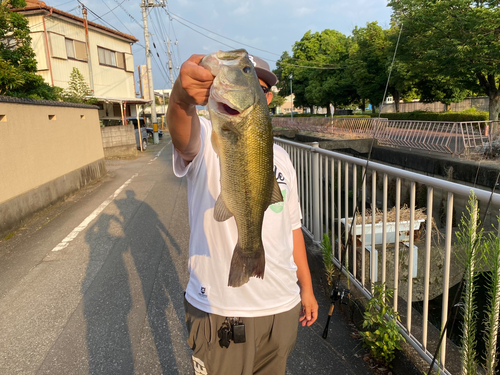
top-left (0, 135), bottom-right (374, 375)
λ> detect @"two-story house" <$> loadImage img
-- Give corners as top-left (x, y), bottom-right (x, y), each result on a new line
top-left (13, 0), bottom-right (150, 123)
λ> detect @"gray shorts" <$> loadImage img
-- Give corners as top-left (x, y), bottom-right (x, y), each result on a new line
top-left (184, 297), bottom-right (301, 375)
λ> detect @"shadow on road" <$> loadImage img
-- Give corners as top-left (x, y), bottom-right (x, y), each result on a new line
top-left (83, 190), bottom-right (187, 374)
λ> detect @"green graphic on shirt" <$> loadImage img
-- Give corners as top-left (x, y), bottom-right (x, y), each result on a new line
top-left (270, 190), bottom-right (286, 213)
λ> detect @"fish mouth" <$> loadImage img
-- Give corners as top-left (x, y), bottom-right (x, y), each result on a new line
top-left (218, 102), bottom-right (241, 116)
top-left (210, 88), bottom-right (247, 117)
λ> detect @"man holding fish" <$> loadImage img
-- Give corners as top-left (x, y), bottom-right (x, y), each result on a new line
top-left (167, 49), bottom-right (318, 375)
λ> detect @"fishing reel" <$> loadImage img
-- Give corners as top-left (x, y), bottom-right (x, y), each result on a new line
top-left (322, 280), bottom-right (350, 339)
top-left (330, 284), bottom-right (349, 305)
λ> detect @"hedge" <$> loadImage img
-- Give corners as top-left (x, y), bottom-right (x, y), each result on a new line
top-left (370, 109), bottom-right (488, 122)
top-left (273, 113), bottom-right (371, 118)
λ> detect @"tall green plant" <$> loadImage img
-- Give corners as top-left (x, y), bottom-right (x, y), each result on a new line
top-left (457, 193), bottom-right (483, 375)
top-left (320, 233), bottom-right (335, 289)
top-left (61, 67), bottom-right (96, 104)
top-left (481, 219), bottom-right (500, 375)
top-left (456, 193), bottom-right (483, 375)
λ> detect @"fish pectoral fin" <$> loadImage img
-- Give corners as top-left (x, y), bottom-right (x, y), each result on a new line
top-left (270, 178), bottom-right (283, 205)
top-left (211, 130), bottom-right (220, 155)
top-left (214, 195), bottom-right (234, 222)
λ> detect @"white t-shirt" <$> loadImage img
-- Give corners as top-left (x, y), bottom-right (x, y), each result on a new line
top-left (173, 116), bottom-right (302, 317)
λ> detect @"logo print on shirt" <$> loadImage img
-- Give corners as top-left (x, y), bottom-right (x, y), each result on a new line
top-left (199, 285), bottom-right (209, 298)
top-left (270, 165), bottom-right (288, 213)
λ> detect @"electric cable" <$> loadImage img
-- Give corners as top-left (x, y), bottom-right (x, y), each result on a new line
top-left (89, 0), bottom-right (126, 22)
top-left (111, 0), bottom-right (143, 29)
top-left (162, 8), bottom-right (344, 70)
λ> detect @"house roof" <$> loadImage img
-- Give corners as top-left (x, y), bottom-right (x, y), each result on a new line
top-left (13, 0), bottom-right (139, 43)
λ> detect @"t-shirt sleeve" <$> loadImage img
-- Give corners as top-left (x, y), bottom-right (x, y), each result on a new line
top-left (172, 117), bottom-right (209, 178)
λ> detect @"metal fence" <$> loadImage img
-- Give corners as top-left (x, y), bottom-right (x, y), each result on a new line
top-left (272, 117), bottom-right (499, 157)
top-left (275, 137), bottom-right (500, 375)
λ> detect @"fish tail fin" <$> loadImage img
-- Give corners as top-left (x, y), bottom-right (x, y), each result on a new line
top-left (228, 244), bottom-right (265, 288)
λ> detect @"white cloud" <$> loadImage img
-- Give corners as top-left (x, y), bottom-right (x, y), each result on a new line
top-left (233, 2), bottom-right (252, 16)
top-left (293, 7), bottom-right (315, 17)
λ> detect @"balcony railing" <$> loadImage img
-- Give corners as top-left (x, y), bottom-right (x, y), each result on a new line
top-left (275, 137), bottom-right (500, 375)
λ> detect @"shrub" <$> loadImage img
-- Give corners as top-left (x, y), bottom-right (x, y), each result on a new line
top-left (371, 109), bottom-right (488, 122)
top-left (359, 284), bottom-right (404, 366)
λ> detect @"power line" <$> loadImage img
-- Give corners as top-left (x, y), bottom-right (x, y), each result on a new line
top-left (110, 0), bottom-right (143, 29)
top-left (166, 10), bottom-right (280, 57)
top-left (76, 0), bottom-right (122, 33)
top-left (162, 8), bottom-right (346, 70)
top-left (89, 0), bottom-right (127, 22)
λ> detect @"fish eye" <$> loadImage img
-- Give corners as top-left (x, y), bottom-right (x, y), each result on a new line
top-left (243, 66), bottom-right (251, 73)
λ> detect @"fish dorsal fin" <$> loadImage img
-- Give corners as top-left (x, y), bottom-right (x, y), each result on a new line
top-left (214, 194), bottom-right (234, 222)
top-left (270, 178), bottom-right (283, 205)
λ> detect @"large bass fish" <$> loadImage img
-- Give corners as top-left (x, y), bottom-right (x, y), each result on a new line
top-left (200, 49), bottom-right (283, 288)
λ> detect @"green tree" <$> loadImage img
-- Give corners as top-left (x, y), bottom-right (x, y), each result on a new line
top-left (61, 67), bottom-right (96, 104)
top-left (389, 0), bottom-right (500, 127)
top-left (274, 50), bottom-right (315, 113)
top-left (276, 30), bottom-right (357, 115)
top-left (268, 93), bottom-right (286, 114)
top-left (0, 0), bottom-right (58, 99)
top-left (348, 22), bottom-right (390, 113)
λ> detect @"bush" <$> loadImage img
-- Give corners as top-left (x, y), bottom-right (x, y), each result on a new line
top-left (273, 113), bottom-right (371, 118)
top-left (371, 109), bottom-right (488, 122)
top-left (359, 284), bottom-right (404, 366)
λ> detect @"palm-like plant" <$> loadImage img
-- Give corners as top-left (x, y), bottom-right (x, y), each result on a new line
top-left (481, 219), bottom-right (500, 375)
top-left (456, 193), bottom-right (483, 375)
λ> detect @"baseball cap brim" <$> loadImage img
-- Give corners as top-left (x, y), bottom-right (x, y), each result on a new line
top-left (255, 67), bottom-right (278, 88)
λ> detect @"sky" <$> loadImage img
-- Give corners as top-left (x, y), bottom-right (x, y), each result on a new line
top-left (49, 0), bottom-right (393, 91)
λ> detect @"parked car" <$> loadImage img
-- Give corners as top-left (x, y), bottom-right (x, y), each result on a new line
top-left (133, 123), bottom-right (148, 151)
top-left (123, 117), bottom-right (163, 140)
top-left (121, 117), bottom-right (149, 150)
top-left (146, 127), bottom-right (163, 139)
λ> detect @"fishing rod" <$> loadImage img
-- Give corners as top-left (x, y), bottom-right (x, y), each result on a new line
top-left (322, 264), bottom-right (350, 339)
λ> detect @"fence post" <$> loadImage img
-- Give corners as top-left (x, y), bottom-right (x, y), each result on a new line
top-left (311, 142), bottom-right (321, 242)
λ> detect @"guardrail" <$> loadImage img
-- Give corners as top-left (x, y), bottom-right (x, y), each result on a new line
top-left (274, 137), bottom-right (500, 375)
top-left (272, 117), bottom-right (499, 157)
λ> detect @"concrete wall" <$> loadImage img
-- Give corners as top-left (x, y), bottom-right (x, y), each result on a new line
top-left (100, 125), bottom-right (137, 159)
top-left (0, 97), bottom-right (107, 238)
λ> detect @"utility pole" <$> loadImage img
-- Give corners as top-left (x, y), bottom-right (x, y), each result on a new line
top-left (81, 7), bottom-right (94, 93)
top-left (140, 0), bottom-right (162, 144)
top-left (166, 34), bottom-right (175, 88)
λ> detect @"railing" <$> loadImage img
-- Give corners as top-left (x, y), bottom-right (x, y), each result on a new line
top-left (274, 137), bottom-right (500, 375)
top-left (272, 117), bottom-right (383, 138)
top-left (272, 118), bottom-right (499, 157)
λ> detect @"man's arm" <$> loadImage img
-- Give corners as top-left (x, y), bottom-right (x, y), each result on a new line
top-left (167, 54), bottom-right (213, 162)
top-left (293, 228), bottom-right (318, 326)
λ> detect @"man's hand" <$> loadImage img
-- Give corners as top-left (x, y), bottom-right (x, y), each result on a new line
top-left (299, 288), bottom-right (318, 327)
top-left (176, 54), bottom-right (214, 107)
top-left (167, 54), bottom-right (213, 161)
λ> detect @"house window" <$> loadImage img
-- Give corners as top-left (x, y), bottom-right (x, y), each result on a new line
top-left (98, 47), bottom-right (126, 69)
top-left (65, 38), bottom-right (87, 61)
